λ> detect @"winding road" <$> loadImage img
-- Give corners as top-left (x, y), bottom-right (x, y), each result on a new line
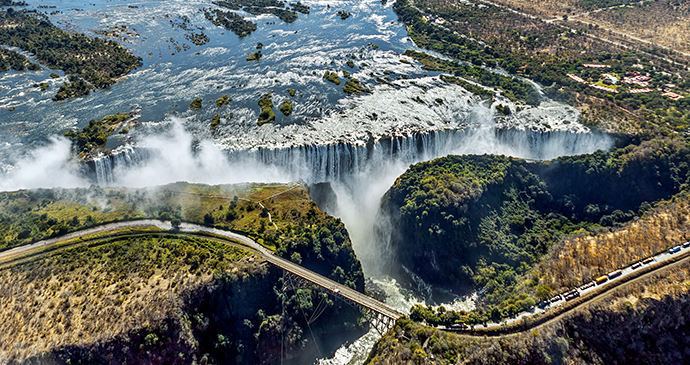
top-left (3, 220), bottom-right (689, 336)
top-left (0, 219), bottom-right (404, 322)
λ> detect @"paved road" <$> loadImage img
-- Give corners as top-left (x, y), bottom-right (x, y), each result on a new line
top-left (544, 0), bottom-right (654, 22)
top-left (0, 219), bottom-right (404, 321)
top-left (473, 240), bottom-right (690, 329)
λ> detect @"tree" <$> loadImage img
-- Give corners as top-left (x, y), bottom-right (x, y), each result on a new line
top-left (535, 284), bottom-right (552, 301)
top-left (203, 213), bottom-right (214, 227)
top-left (171, 218), bottom-right (181, 231)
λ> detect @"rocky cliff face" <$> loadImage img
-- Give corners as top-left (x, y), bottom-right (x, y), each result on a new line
top-left (365, 259), bottom-right (690, 365)
top-left (0, 183), bottom-right (366, 364)
top-left (380, 138), bottom-right (690, 294)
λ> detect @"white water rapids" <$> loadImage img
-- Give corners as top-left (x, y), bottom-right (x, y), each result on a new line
top-left (0, 0), bottom-right (616, 361)
top-left (0, 117), bottom-right (613, 364)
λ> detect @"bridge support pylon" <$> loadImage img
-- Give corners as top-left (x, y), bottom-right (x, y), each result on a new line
top-left (281, 271), bottom-right (398, 336)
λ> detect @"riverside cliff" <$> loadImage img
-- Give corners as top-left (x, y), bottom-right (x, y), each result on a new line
top-left (0, 182), bottom-right (364, 364)
top-left (380, 138), bottom-right (690, 307)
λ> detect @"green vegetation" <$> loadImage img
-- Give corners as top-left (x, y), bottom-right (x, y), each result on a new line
top-left (0, 10), bottom-right (141, 99)
top-left (392, 0), bottom-right (690, 134)
top-left (496, 104), bottom-right (511, 115)
top-left (206, 0), bottom-right (306, 37)
top-left (0, 47), bottom-right (40, 72)
top-left (34, 82), bottom-right (49, 91)
top-left (440, 75), bottom-right (493, 100)
top-left (382, 138), bottom-right (690, 317)
top-left (0, 0), bottom-right (27, 5)
top-left (290, 2), bottom-right (310, 14)
top-left (185, 31), bottom-right (209, 46)
top-left (323, 71), bottom-right (341, 85)
top-left (215, 94), bottom-right (230, 107)
top-left (342, 79), bottom-right (371, 95)
top-left (49, 72), bottom-right (59, 78)
top-left (190, 98), bottom-right (202, 110)
top-left (246, 50), bottom-right (262, 61)
top-left (257, 93), bottom-right (276, 125)
top-left (405, 50), bottom-right (539, 105)
top-left (288, 88), bottom-right (296, 97)
top-left (210, 114), bottom-right (221, 134)
top-left (280, 100), bottom-right (293, 116)
top-left (63, 112), bottom-right (132, 155)
top-left (213, 0), bottom-right (298, 23)
top-left (337, 11), bottom-right (352, 20)
top-left (204, 9), bottom-right (257, 37)
top-left (0, 182), bottom-right (364, 290)
top-left (52, 76), bottom-right (94, 101)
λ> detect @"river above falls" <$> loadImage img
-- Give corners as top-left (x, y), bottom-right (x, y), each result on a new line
top-left (1, 0), bottom-right (587, 167)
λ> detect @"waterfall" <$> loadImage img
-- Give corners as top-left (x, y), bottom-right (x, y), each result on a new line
top-left (86, 146), bottom-right (145, 186)
top-left (83, 127), bottom-right (613, 187)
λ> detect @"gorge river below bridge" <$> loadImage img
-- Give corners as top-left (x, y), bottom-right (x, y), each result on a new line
top-left (0, 0), bottom-right (617, 363)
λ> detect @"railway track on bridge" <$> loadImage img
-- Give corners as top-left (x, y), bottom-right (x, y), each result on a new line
top-left (0, 219), bottom-right (404, 334)
top-left (4, 220), bottom-right (687, 338)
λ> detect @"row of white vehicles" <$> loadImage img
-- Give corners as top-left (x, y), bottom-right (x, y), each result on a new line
top-left (545, 241), bottom-right (690, 305)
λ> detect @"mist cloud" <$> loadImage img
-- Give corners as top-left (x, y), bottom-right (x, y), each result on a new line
top-left (0, 136), bottom-right (87, 191)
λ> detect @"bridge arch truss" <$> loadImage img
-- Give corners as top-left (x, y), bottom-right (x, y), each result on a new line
top-left (281, 271), bottom-right (399, 335)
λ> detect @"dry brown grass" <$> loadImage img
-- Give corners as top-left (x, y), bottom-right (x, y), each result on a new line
top-left (491, 0), bottom-right (588, 18)
top-left (486, 0), bottom-right (690, 56)
top-left (581, 0), bottom-right (690, 54)
top-left (537, 192), bottom-right (690, 292)
top-left (0, 237), bottom-right (257, 363)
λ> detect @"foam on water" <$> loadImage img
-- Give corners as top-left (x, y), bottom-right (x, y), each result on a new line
top-left (0, 0), bottom-right (617, 363)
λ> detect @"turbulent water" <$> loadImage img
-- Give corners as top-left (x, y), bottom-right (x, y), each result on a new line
top-left (0, 0), bottom-right (616, 364)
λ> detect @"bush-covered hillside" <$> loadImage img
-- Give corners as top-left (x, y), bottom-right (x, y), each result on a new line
top-left (381, 138), bottom-right (690, 303)
top-left (365, 258), bottom-right (690, 364)
top-left (0, 182), bottom-right (364, 293)
top-left (0, 182), bottom-right (366, 364)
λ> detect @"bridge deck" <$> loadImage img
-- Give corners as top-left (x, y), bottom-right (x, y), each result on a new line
top-left (265, 255), bottom-right (404, 320)
top-left (186, 223), bottom-right (405, 320)
top-left (0, 220), bottom-right (405, 321)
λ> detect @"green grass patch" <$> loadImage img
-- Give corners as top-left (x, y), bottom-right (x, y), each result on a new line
top-left (280, 101), bottom-right (293, 116)
top-left (257, 94), bottom-right (275, 125)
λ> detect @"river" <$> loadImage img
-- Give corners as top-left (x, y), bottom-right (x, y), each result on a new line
top-left (0, 0), bottom-right (613, 363)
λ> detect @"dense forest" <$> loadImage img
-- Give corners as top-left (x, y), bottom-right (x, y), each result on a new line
top-left (0, 10), bottom-right (141, 99)
top-left (380, 137), bottom-right (690, 317)
top-left (0, 183), bottom-right (365, 364)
